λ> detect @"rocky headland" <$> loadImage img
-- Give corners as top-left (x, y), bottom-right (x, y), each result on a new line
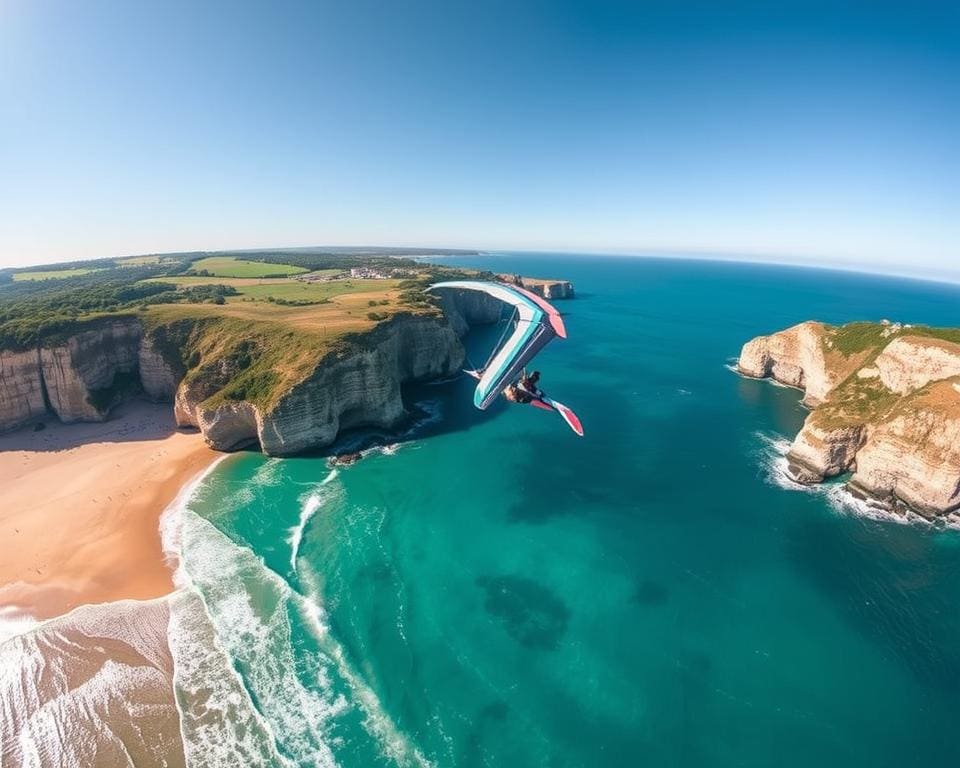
top-left (0, 280), bottom-right (565, 455)
top-left (739, 320), bottom-right (960, 518)
top-left (496, 274), bottom-right (575, 300)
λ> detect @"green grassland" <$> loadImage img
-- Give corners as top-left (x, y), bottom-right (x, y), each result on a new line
top-left (826, 321), bottom-right (960, 357)
top-left (142, 275), bottom-right (402, 306)
top-left (231, 278), bottom-right (402, 304)
top-left (116, 255), bottom-right (175, 267)
top-left (142, 279), bottom-right (435, 411)
top-left (813, 321), bottom-right (960, 430)
top-left (189, 256), bottom-right (307, 278)
top-left (13, 267), bottom-right (103, 281)
top-left (0, 253), bottom-right (491, 411)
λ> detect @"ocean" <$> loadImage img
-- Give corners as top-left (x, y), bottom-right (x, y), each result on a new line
top-left (14, 254), bottom-right (960, 767)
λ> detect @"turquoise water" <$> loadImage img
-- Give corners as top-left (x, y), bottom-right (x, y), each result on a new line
top-left (175, 255), bottom-right (960, 767)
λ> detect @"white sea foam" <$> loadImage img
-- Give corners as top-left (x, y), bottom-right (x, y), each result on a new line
top-left (160, 454), bottom-right (230, 588)
top-left (298, 565), bottom-right (432, 768)
top-left (752, 430), bottom-right (960, 530)
top-left (288, 470), bottom-right (339, 572)
top-left (753, 430), bottom-right (806, 491)
top-left (0, 605), bottom-right (38, 644)
top-left (327, 398), bottom-right (441, 461)
top-left (169, 511), bottom-right (342, 767)
top-left (167, 588), bottom-right (289, 767)
top-left (1, 597), bottom-right (180, 768)
top-left (166, 498), bottom-right (430, 767)
top-left (727, 360), bottom-right (802, 392)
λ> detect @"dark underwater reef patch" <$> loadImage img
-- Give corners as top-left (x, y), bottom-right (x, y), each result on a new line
top-left (633, 579), bottom-right (670, 606)
top-left (476, 574), bottom-right (570, 650)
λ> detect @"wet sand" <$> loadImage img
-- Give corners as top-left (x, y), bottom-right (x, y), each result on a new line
top-left (0, 401), bottom-right (216, 629)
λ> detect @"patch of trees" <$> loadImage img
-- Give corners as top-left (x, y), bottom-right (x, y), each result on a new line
top-left (226, 250), bottom-right (423, 273)
top-left (0, 269), bottom-right (238, 349)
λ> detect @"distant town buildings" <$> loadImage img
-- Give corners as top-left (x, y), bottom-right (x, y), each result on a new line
top-left (349, 266), bottom-right (417, 279)
top-left (296, 266), bottom-right (418, 284)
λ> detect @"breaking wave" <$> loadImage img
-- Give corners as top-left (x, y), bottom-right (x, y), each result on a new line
top-left (161, 463), bottom-right (430, 767)
top-left (0, 597), bottom-right (183, 768)
top-left (288, 469), bottom-right (339, 573)
top-left (752, 430), bottom-right (803, 491)
top-left (753, 430), bottom-right (960, 530)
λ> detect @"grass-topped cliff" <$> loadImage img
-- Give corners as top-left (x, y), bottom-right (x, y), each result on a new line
top-left (0, 248), bottom-right (572, 454)
top-left (739, 320), bottom-right (960, 517)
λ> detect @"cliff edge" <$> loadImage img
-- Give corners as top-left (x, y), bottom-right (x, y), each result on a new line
top-left (738, 321), bottom-right (960, 517)
top-left (0, 289), bottom-right (503, 456)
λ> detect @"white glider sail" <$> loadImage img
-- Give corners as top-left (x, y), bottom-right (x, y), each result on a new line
top-left (428, 280), bottom-right (566, 409)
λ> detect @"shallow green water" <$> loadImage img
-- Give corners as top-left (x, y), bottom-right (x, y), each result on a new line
top-left (175, 255), bottom-right (960, 767)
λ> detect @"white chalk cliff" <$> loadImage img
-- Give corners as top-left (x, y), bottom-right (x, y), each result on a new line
top-left (0, 288), bottom-right (505, 457)
top-left (738, 322), bottom-right (960, 517)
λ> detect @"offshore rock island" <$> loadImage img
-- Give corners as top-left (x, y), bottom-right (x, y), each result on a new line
top-left (739, 320), bottom-right (960, 518)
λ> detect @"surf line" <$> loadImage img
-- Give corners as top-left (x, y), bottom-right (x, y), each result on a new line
top-left (289, 469), bottom-right (338, 573)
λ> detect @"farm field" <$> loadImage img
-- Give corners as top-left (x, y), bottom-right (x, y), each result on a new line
top-left (188, 256), bottom-right (307, 278)
top-left (12, 267), bottom-right (102, 281)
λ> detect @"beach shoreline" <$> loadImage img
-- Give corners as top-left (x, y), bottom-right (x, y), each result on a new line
top-left (0, 400), bottom-right (218, 633)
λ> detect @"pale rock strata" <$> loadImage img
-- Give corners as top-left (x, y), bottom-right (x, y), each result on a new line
top-left (737, 322), bottom-right (835, 405)
top-left (38, 320), bottom-right (142, 422)
top-left (139, 335), bottom-right (181, 401)
top-left (195, 400), bottom-right (263, 452)
top-left (436, 288), bottom-right (502, 336)
top-left (0, 349), bottom-right (46, 431)
top-left (174, 288), bottom-right (500, 454)
top-left (849, 382), bottom-right (960, 517)
top-left (257, 316), bottom-right (464, 455)
top-left (874, 336), bottom-right (960, 395)
top-left (527, 280), bottom-right (575, 300)
top-left (740, 322), bottom-right (960, 517)
top-left (174, 315), bottom-right (466, 454)
top-left (0, 288), bottom-right (503, 455)
top-left (786, 422), bottom-right (865, 483)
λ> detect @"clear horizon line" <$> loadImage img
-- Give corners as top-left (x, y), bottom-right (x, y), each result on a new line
top-left (445, 247), bottom-right (960, 288)
top-left (4, 243), bottom-right (960, 289)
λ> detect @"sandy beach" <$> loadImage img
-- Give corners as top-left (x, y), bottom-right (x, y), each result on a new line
top-left (0, 400), bottom-right (217, 628)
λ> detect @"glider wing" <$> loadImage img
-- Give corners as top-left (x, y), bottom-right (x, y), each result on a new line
top-left (428, 280), bottom-right (565, 409)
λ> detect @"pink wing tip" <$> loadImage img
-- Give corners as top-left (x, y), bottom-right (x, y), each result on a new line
top-left (513, 286), bottom-right (567, 338)
top-left (549, 314), bottom-right (567, 338)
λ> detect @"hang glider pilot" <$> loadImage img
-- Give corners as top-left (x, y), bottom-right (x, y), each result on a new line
top-left (505, 370), bottom-right (543, 404)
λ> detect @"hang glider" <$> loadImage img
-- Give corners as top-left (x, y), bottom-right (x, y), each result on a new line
top-left (428, 280), bottom-right (583, 436)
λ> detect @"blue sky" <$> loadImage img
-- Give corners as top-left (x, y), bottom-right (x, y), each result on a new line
top-left (1, 0), bottom-right (957, 277)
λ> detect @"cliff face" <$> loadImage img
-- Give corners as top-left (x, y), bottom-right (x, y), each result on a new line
top-left (260, 317), bottom-right (464, 454)
top-left (0, 319), bottom-right (166, 431)
top-left (739, 322), bottom-right (960, 517)
top-left (173, 315), bottom-right (468, 454)
top-left (850, 381), bottom-right (960, 515)
top-left (497, 275), bottom-right (575, 301)
top-left (39, 320), bottom-right (143, 422)
top-left (738, 321), bottom-right (842, 406)
top-left (436, 287), bottom-right (502, 336)
top-left (526, 280), bottom-right (574, 300)
top-left (174, 289), bottom-right (500, 454)
top-left (786, 421), bottom-right (866, 484)
top-left (0, 349), bottom-right (46, 431)
top-left (0, 287), bottom-right (504, 455)
top-left (873, 337), bottom-right (960, 395)
top-left (139, 335), bottom-right (181, 401)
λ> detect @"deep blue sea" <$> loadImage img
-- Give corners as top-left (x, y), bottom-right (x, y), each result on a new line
top-left (171, 254), bottom-right (960, 767)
